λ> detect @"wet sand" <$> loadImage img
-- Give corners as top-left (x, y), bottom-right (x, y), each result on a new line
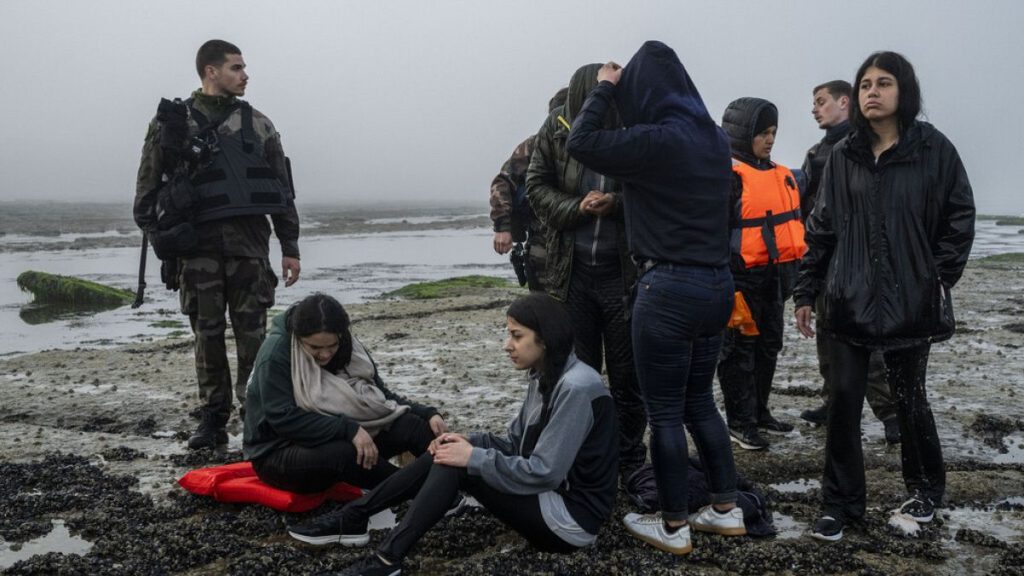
top-left (1, 255), bottom-right (1022, 575)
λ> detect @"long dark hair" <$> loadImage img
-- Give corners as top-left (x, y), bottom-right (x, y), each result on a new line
top-left (286, 293), bottom-right (354, 370)
top-left (850, 51), bottom-right (922, 138)
top-left (506, 293), bottom-right (575, 402)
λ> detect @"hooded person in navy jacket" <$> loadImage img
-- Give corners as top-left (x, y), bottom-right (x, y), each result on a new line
top-left (565, 40), bottom-right (746, 555)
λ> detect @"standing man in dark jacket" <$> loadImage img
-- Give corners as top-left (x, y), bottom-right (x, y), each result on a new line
top-left (717, 97), bottom-right (804, 450)
top-left (527, 64), bottom-right (646, 485)
top-left (489, 88), bottom-right (568, 291)
top-left (795, 52), bottom-right (975, 542)
top-left (799, 80), bottom-right (899, 443)
top-left (134, 40), bottom-right (301, 449)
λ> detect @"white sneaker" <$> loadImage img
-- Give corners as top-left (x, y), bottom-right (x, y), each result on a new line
top-left (622, 512), bottom-right (692, 555)
top-left (687, 505), bottom-right (746, 536)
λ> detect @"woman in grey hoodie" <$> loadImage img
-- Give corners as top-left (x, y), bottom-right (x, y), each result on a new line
top-left (289, 293), bottom-right (619, 576)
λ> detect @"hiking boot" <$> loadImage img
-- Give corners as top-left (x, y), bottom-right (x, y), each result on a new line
top-left (729, 426), bottom-right (769, 450)
top-left (622, 512), bottom-right (692, 555)
top-left (810, 515), bottom-right (844, 542)
top-left (883, 418), bottom-right (902, 444)
top-left (288, 509), bottom-right (370, 546)
top-left (187, 411), bottom-right (228, 450)
top-left (800, 404), bottom-right (828, 426)
top-left (340, 554), bottom-right (402, 576)
top-left (758, 414), bottom-right (794, 434)
top-left (898, 493), bottom-right (935, 523)
top-left (688, 505), bottom-right (746, 536)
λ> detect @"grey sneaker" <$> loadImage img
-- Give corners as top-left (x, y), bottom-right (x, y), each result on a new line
top-left (622, 512), bottom-right (692, 555)
top-left (687, 505), bottom-right (746, 536)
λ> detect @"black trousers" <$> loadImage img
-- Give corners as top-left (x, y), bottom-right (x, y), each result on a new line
top-left (252, 413), bottom-right (435, 494)
top-left (341, 453), bottom-right (576, 563)
top-left (716, 286), bottom-right (786, 430)
top-left (815, 295), bottom-right (896, 422)
top-left (823, 338), bottom-right (945, 522)
top-left (566, 261), bottom-right (647, 475)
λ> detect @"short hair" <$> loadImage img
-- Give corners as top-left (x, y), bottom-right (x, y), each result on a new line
top-left (850, 51), bottom-right (922, 136)
top-left (195, 39), bottom-right (242, 79)
top-left (813, 80), bottom-right (852, 101)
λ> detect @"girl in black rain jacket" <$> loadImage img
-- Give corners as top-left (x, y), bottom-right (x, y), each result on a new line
top-left (794, 51), bottom-right (974, 542)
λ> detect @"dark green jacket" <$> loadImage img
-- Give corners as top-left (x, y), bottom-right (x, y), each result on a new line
top-left (526, 64), bottom-right (635, 301)
top-left (243, 312), bottom-right (438, 461)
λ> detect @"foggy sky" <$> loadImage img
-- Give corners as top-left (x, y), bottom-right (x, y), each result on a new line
top-left (1, 0), bottom-right (1021, 214)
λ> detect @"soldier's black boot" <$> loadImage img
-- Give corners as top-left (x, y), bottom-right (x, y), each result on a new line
top-left (188, 409), bottom-right (229, 450)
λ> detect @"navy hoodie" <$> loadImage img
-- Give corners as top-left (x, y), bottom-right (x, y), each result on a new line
top-left (566, 41), bottom-right (731, 267)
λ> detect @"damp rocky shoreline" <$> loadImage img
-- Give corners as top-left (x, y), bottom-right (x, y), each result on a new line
top-left (1, 255), bottom-right (1023, 575)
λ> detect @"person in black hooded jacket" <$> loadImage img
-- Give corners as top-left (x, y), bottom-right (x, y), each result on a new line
top-left (794, 52), bottom-right (975, 542)
top-left (716, 97), bottom-right (804, 450)
top-left (566, 41), bottom-right (745, 556)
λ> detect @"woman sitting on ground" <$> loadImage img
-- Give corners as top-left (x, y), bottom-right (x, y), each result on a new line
top-left (288, 292), bottom-right (619, 576)
top-left (243, 293), bottom-right (447, 494)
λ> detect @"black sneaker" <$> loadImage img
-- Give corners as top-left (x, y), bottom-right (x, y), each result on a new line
top-left (187, 412), bottom-right (228, 450)
top-left (288, 509), bottom-right (370, 546)
top-left (800, 404), bottom-right (828, 426)
top-left (898, 494), bottom-right (935, 523)
top-left (810, 515), bottom-right (844, 542)
top-left (759, 414), bottom-right (794, 434)
top-left (729, 426), bottom-right (769, 450)
top-left (341, 554), bottom-right (402, 576)
top-left (883, 418), bottom-right (902, 444)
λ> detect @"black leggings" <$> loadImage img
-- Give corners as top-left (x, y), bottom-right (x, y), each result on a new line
top-left (341, 453), bottom-right (577, 562)
top-left (252, 413), bottom-right (435, 493)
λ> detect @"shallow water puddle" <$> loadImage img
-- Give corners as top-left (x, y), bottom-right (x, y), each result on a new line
top-left (944, 502), bottom-right (1024, 543)
top-left (994, 432), bottom-right (1024, 465)
top-left (770, 478), bottom-right (821, 494)
top-left (0, 520), bottom-right (93, 569)
top-left (772, 512), bottom-right (807, 540)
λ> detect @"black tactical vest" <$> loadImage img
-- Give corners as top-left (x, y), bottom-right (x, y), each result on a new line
top-left (189, 102), bottom-right (293, 224)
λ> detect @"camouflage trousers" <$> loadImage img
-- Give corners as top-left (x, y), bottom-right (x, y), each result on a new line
top-left (179, 254), bottom-right (277, 422)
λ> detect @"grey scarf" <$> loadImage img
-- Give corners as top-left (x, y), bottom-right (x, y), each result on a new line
top-left (291, 334), bottom-right (408, 436)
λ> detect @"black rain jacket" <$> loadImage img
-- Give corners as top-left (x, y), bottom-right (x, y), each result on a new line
top-left (793, 121), bottom-right (975, 349)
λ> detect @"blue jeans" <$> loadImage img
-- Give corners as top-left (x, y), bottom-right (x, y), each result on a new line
top-left (632, 263), bottom-right (738, 521)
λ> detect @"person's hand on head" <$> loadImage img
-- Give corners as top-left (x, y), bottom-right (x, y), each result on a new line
top-left (598, 61), bottom-right (622, 85)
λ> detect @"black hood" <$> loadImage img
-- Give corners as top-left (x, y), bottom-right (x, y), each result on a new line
top-left (614, 41), bottom-right (715, 128)
top-left (564, 63), bottom-right (602, 123)
top-left (722, 97), bottom-right (778, 164)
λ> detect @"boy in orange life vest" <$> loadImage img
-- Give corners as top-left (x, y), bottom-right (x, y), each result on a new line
top-left (716, 97), bottom-right (805, 451)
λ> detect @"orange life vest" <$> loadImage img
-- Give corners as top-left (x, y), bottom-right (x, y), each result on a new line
top-left (733, 161), bottom-right (807, 268)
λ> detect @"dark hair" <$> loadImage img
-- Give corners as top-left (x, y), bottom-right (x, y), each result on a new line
top-left (850, 51), bottom-right (921, 138)
top-left (548, 87), bottom-right (569, 113)
top-left (286, 293), bottom-right (353, 370)
top-left (813, 80), bottom-right (852, 100)
top-left (506, 293), bottom-right (574, 401)
top-left (196, 39), bottom-right (241, 79)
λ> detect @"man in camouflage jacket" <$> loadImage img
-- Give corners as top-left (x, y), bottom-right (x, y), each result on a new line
top-left (134, 40), bottom-right (301, 449)
top-left (489, 88), bottom-right (567, 291)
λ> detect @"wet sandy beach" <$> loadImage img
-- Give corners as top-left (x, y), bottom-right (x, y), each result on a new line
top-left (1, 254), bottom-right (1022, 575)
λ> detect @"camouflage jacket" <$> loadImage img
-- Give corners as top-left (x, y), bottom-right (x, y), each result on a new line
top-left (489, 135), bottom-right (544, 243)
top-left (134, 90), bottom-right (300, 259)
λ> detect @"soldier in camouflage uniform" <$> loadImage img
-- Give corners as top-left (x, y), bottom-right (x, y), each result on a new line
top-left (489, 88), bottom-right (567, 291)
top-left (134, 40), bottom-right (301, 449)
